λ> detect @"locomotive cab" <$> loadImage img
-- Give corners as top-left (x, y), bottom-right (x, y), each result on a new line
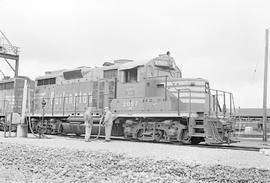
top-left (111, 53), bottom-right (183, 115)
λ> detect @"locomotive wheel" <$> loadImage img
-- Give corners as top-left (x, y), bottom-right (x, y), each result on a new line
top-left (57, 123), bottom-right (64, 135)
top-left (154, 130), bottom-right (163, 142)
top-left (155, 130), bottom-right (168, 142)
top-left (31, 122), bottom-right (39, 133)
top-left (37, 124), bottom-right (47, 137)
top-left (123, 131), bottom-right (128, 139)
top-left (136, 129), bottom-right (144, 141)
top-left (46, 128), bottom-right (52, 135)
top-left (179, 129), bottom-right (190, 144)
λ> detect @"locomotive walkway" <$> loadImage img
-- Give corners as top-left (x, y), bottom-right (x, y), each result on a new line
top-left (0, 132), bottom-right (269, 170)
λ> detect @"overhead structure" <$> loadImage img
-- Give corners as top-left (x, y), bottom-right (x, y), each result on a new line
top-left (0, 30), bottom-right (20, 77)
top-left (0, 69), bottom-right (5, 78)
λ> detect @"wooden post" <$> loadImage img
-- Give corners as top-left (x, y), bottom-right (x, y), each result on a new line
top-left (208, 89), bottom-right (211, 116)
top-left (165, 76), bottom-right (168, 101)
top-left (229, 93), bottom-right (232, 117)
top-left (177, 89), bottom-right (180, 116)
top-left (263, 29), bottom-right (268, 142)
top-left (215, 90), bottom-right (218, 117)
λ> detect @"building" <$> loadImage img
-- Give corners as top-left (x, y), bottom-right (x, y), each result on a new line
top-left (234, 108), bottom-right (270, 131)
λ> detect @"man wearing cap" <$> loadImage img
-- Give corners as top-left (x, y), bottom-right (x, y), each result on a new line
top-left (103, 107), bottom-right (113, 142)
top-left (84, 107), bottom-right (93, 142)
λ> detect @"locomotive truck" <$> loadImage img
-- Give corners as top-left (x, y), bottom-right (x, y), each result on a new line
top-left (0, 53), bottom-right (235, 144)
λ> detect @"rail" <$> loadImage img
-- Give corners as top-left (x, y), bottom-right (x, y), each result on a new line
top-left (54, 134), bottom-right (261, 152)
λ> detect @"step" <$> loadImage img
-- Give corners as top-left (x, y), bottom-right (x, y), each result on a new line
top-left (193, 125), bottom-right (204, 129)
top-left (191, 133), bottom-right (206, 137)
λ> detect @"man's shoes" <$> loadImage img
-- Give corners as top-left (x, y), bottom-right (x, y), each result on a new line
top-left (104, 140), bottom-right (111, 142)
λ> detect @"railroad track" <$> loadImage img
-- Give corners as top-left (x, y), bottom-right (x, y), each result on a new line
top-left (52, 133), bottom-right (263, 152)
top-left (182, 143), bottom-right (261, 152)
top-left (0, 129), bottom-right (263, 152)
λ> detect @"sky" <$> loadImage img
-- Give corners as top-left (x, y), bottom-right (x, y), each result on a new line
top-left (0, 0), bottom-right (269, 108)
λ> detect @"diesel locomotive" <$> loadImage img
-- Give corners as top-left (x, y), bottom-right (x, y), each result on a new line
top-left (0, 53), bottom-right (235, 144)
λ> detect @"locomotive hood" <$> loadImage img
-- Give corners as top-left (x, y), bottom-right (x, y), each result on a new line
top-left (119, 59), bottom-right (148, 70)
top-left (119, 53), bottom-right (177, 71)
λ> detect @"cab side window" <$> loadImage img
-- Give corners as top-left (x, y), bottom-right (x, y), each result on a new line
top-left (123, 68), bottom-right (138, 83)
top-left (103, 69), bottom-right (117, 79)
top-left (205, 82), bottom-right (210, 93)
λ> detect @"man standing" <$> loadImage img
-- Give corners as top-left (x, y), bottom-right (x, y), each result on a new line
top-left (103, 107), bottom-right (113, 142)
top-left (84, 107), bottom-right (93, 142)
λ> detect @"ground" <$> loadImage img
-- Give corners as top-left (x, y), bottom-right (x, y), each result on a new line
top-left (0, 132), bottom-right (270, 182)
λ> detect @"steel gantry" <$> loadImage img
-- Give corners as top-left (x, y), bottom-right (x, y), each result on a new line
top-left (0, 30), bottom-right (20, 77)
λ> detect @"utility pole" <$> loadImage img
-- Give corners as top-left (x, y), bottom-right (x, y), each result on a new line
top-left (263, 29), bottom-right (269, 142)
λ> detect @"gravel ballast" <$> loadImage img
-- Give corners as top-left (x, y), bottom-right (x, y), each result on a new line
top-left (0, 142), bottom-right (270, 183)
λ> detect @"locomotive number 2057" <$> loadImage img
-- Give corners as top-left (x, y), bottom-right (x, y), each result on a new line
top-left (123, 101), bottom-right (138, 108)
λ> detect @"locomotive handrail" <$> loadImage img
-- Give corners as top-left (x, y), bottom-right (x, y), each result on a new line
top-left (0, 98), bottom-right (17, 115)
top-left (208, 89), bottom-right (235, 119)
top-left (145, 76), bottom-right (169, 79)
top-left (165, 77), bottom-right (193, 117)
top-left (146, 76), bottom-right (198, 116)
top-left (145, 75), bottom-right (191, 102)
top-left (209, 89), bottom-right (233, 95)
top-left (32, 93), bottom-right (112, 117)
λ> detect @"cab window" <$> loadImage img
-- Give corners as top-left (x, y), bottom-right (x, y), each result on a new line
top-left (205, 82), bottom-right (210, 93)
top-left (103, 69), bottom-right (117, 79)
top-left (123, 68), bottom-right (138, 83)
